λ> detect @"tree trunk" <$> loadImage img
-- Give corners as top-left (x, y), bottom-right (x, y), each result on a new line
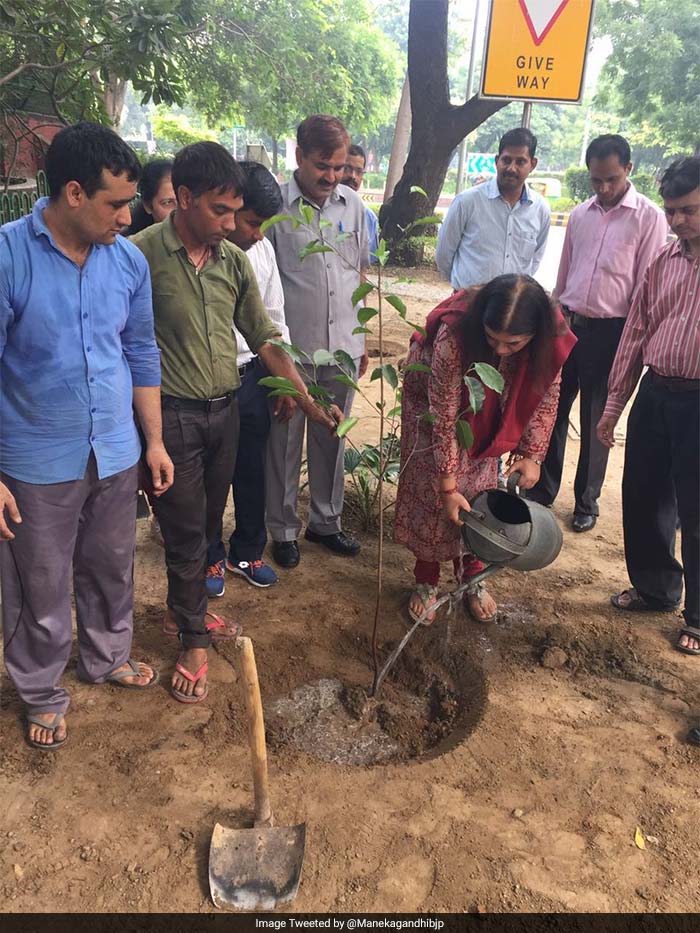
top-left (379, 0), bottom-right (508, 246)
top-left (272, 138), bottom-right (279, 175)
top-left (383, 73), bottom-right (411, 202)
top-left (102, 75), bottom-right (128, 127)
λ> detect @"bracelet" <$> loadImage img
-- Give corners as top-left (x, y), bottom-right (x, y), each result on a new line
top-left (439, 486), bottom-right (457, 496)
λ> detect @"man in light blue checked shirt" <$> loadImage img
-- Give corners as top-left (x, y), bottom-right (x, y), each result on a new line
top-left (0, 123), bottom-right (173, 751)
top-left (436, 127), bottom-right (550, 290)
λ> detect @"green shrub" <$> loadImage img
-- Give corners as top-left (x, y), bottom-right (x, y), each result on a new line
top-left (550, 197), bottom-right (576, 212)
top-left (632, 171), bottom-right (662, 205)
top-left (364, 171), bottom-right (385, 189)
top-left (564, 166), bottom-right (592, 203)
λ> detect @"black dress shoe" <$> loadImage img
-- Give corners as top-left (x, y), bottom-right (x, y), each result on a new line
top-left (687, 725), bottom-right (700, 747)
top-left (304, 528), bottom-right (361, 556)
top-left (272, 540), bottom-right (300, 568)
top-left (572, 514), bottom-right (597, 533)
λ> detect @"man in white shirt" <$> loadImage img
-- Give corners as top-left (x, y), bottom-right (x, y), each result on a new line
top-left (205, 162), bottom-right (291, 593)
top-left (436, 127), bottom-right (550, 289)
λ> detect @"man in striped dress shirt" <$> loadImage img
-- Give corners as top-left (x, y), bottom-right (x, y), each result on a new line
top-left (597, 158), bottom-right (700, 705)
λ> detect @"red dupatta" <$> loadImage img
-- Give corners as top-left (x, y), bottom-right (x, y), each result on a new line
top-left (413, 287), bottom-right (577, 460)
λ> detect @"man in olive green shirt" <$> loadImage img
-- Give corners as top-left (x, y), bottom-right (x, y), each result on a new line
top-left (132, 142), bottom-right (335, 705)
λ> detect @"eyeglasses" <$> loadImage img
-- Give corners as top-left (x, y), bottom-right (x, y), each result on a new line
top-left (343, 165), bottom-right (365, 177)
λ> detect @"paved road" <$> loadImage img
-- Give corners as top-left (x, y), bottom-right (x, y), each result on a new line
top-left (534, 225), bottom-right (565, 294)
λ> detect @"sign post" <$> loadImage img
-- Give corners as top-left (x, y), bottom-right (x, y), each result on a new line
top-left (479, 0), bottom-right (596, 104)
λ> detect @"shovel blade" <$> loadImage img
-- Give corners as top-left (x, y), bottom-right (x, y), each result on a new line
top-left (209, 821), bottom-right (306, 911)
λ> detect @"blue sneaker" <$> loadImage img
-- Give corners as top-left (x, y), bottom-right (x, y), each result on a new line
top-left (205, 560), bottom-right (226, 598)
top-left (226, 558), bottom-right (278, 588)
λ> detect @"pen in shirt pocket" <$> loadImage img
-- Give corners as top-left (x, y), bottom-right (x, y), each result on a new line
top-left (338, 221), bottom-right (344, 232)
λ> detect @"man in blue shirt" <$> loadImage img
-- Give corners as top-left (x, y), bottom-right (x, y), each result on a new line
top-left (0, 122), bottom-right (173, 750)
top-left (436, 128), bottom-right (550, 289)
top-left (342, 144), bottom-right (379, 260)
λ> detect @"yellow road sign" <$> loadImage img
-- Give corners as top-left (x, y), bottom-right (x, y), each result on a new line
top-left (480, 0), bottom-right (596, 103)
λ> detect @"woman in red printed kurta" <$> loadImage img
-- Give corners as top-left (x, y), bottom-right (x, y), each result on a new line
top-left (394, 275), bottom-right (576, 624)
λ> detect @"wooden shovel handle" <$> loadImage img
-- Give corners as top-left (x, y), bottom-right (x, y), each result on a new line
top-left (235, 636), bottom-right (273, 827)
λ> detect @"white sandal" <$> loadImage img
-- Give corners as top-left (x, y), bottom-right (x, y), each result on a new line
top-left (408, 584), bottom-right (439, 626)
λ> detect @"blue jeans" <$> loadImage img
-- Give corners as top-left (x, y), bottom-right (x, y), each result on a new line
top-left (207, 357), bottom-right (271, 566)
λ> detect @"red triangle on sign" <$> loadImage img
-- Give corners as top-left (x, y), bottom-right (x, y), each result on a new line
top-left (518, 0), bottom-right (570, 46)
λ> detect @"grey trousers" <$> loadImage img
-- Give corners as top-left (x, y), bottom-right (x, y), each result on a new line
top-left (266, 361), bottom-right (359, 541)
top-left (1, 457), bottom-right (138, 715)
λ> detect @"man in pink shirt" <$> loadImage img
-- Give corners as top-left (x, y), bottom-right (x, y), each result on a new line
top-left (596, 158), bottom-right (699, 714)
top-left (527, 135), bottom-right (667, 532)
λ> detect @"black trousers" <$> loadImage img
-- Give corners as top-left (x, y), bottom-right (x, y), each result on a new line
top-left (207, 357), bottom-right (271, 566)
top-left (622, 373), bottom-right (699, 627)
top-left (530, 315), bottom-right (626, 516)
top-left (154, 397), bottom-right (239, 649)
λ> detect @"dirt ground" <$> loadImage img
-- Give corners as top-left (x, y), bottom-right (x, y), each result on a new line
top-left (1, 267), bottom-right (699, 914)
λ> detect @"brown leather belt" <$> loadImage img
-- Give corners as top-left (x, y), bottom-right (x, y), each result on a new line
top-left (649, 369), bottom-right (700, 392)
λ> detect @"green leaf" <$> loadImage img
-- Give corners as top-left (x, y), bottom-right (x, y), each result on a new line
top-left (375, 238), bottom-right (389, 266)
top-left (333, 349), bottom-right (357, 375)
top-left (336, 416), bottom-right (359, 438)
top-left (394, 277), bottom-right (416, 284)
top-left (370, 364), bottom-right (398, 389)
top-left (406, 215), bottom-right (442, 233)
top-left (258, 376), bottom-right (301, 396)
top-left (408, 322), bottom-right (427, 338)
top-left (352, 282), bottom-right (375, 305)
top-left (420, 412), bottom-right (437, 424)
top-left (385, 294), bottom-right (407, 317)
top-left (357, 306), bottom-right (378, 325)
top-left (320, 219), bottom-right (333, 229)
top-left (308, 384), bottom-right (332, 401)
top-left (344, 448), bottom-right (362, 473)
top-left (291, 217), bottom-right (301, 231)
top-left (410, 185), bottom-right (428, 198)
top-left (333, 374), bottom-right (360, 391)
top-left (456, 419), bottom-right (474, 451)
top-left (299, 204), bottom-right (315, 226)
top-left (312, 349), bottom-right (336, 367)
top-left (260, 213), bottom-right (293, 234)
top-left (403, 362), bottom-right (432, 374)
top-left (299, 242), bottom-right (333, 261)
top-left (56, 41), bottom-right (65, 58)
top-left (472, 362), bottom-right (505, 394)
top-left (352, 326), bottom-right (372, 335)
top-left (464, 375), bottom-right (486, 414)
top-left (269, 340), bottom-right (308, 364)
top-left (387, 405), bottom-right (402, 417)
top-left (383, 364), bottom-right (399, 389)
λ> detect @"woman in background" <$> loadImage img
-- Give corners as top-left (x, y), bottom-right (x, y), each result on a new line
top-left (128, 159), bottom-right (176, 540)
top-left (394, 274), bottom-right (576, 625)
top-left (127, 159), bottom-right (175, 234)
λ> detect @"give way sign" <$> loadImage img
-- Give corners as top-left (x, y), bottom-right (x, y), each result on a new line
top-left (479, 0), bottom-right (596, 103)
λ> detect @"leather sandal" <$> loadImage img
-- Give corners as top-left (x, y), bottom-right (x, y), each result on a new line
top-left (464, 580), bottom-right (497, 623)
top-left (676, 626), bottom-right (700, 656)
top-left (408, 584), bottom-right (439, 626)
top-left (610, 588), bottom-right (678, 613)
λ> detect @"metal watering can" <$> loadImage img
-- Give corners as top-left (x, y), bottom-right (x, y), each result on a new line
top-left (460, 472), bottom-right (563, 571)
top-left (373, 473), bottom-right (563, 697)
